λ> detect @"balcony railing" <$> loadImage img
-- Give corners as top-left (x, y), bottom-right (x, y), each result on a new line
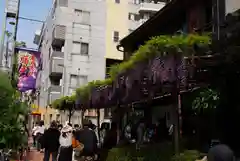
top-left (49, 85), bottom-right (61, 93)
top-left (51, 51), bottom-right (64, 58)
top-left (52, 25), bottom-right (66, 46)
top-left (49, 57), bottom-right (63, 75)
top-left (49, 85), bottom-right (61, 103)
top-left (139, 1), bottom-right (165, 13)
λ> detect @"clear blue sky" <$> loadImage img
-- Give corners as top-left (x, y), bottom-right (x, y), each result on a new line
top-left (0, 0), bottom-right (52, 49)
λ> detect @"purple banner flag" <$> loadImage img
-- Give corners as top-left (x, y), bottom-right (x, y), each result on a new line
top-left (16, 48), bottom-right (41, 92)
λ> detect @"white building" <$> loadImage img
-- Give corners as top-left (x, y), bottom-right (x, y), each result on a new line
top-left (33, 0), bottom-right (168, 126)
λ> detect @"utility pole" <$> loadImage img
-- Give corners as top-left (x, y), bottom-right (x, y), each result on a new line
top-left (11, 0), bottom-right (21, 80)
top-left (0, 0), bottom-right (8, 67)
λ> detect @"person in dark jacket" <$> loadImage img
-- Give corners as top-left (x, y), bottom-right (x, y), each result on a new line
top-left (75, 119), bottom-right (98, 157)
top-left (103, 122), bottom-right (117, 149)
top-left (43, 121), bottom-right (60, 161)
top-left (207, 144), bottom-right (235, 161)
top-left (100, 122), bottom-right (118, 161)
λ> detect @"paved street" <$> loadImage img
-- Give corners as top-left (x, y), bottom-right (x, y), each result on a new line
top-left (27, 148), bottom-right (44, 161)
top-left (26, 138), bottom-right (44, 161)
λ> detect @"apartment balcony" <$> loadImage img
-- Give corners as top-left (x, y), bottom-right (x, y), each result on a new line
top-left (139, 1), bottom-right (165, 13)
top-left (51, 50), bottom-right (64, 58)
top-left (48, 85), bottom-right (61, 103)
top-left (129, 20), bottom-right (141, 30)
top-left (49, 52), bottom-right (64, 78)
top-left (52, 25), bottom-right (66, 47)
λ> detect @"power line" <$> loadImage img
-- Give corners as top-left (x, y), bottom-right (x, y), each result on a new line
top-left (19, 16), bottom-right (44, 23)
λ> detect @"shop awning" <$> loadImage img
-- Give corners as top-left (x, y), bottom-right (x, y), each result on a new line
top-left (31, 111), bottom-right (41, 115)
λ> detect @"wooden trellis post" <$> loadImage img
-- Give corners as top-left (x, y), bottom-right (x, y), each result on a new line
top-left (172, 54), bottom-right (183, 155)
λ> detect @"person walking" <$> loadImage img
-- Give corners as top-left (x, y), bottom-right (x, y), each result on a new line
top-left (32, 122), bottom-right (39, 147)
top-left (43, 121), bottom-right (60, 161)
top-left (36, 120), bottom-right (45, 152)
top-left (58, 122), bottom-right (73, 161)
top-left (75, 119), bottom-right (98, 159)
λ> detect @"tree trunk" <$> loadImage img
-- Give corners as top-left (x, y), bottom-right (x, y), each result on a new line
top-left (69, 109), bottom-right (72, 124)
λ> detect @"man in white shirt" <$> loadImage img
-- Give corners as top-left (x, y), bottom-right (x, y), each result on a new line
top-left (32, 123), bottom-right (40, 147)
top-left (36, 120), bottom-right (45, 152)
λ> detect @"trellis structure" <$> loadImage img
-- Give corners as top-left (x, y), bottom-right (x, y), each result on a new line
top-left (52, 34), bottom-right (211, 110)
top-left (52, 34), bottom-right (213, 154)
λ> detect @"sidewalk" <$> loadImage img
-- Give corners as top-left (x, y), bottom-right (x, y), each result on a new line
top-left (26, 137), bottom-right (44, 161)
top-left (27, 148), bottom-right (44, 161)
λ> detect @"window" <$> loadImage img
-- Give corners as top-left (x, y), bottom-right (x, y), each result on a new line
top-left (132, 0), bottom-right (140, 4)
top-left (128, 13), bottom-right (140, 21)
top-left (113, 31), bottom-right (119, 42)
top-left (70, 74), bottom-right (88, 87)
top-left (48, 47), bottom-right (51, 59)
top-left (115, 0), bottom-right (120, 3)
top-left (74, 9), bottom-right (90, 25)
top-left (70, 75), bottom-right (78, 87)
top-left (81, 43), bottom-right (89, 55)
top-left (59, 0), bottom-right (68, 7)
top-left (72, 41), bottom-right (89, 55)
top-left (128, 13), bottom-right (133, 20)
top-left (74, 9), bottom-right (82, 16)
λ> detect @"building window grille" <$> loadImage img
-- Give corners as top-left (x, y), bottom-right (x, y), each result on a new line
top-left (113, 31), bottom-right (119, 42)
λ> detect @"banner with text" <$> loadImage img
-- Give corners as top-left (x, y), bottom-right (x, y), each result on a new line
top-left (16, 48), bottom-right (41, 92)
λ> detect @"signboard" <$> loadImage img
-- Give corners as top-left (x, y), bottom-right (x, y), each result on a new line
top-left (6, 0), bottom-right (19, 18)
top-left (16, 48), bottom-right (41, 92)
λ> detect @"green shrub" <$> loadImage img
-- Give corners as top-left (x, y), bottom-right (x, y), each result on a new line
top-left (106, 140), bottom-right (204, 161)
top-left (171, 150), bottom-right (202, 161)
top-left (0, 71), bottom-right (28, 149)
top-left (106, 142), bottom-right (174, 161)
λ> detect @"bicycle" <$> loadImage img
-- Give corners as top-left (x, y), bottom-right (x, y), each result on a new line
top-left (0, 149), bottom-right (12, 161)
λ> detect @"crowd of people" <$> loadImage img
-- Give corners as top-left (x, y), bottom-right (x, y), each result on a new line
top-left (30, 118), bottom-right (238, 161)
top-left (31, 119), bottom-right (118, 161)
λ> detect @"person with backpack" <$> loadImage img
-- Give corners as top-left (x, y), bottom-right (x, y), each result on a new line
top-left (75, 119), bottom-right (98, 160)
top-left (43, 121), bottom-right (60, 161)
